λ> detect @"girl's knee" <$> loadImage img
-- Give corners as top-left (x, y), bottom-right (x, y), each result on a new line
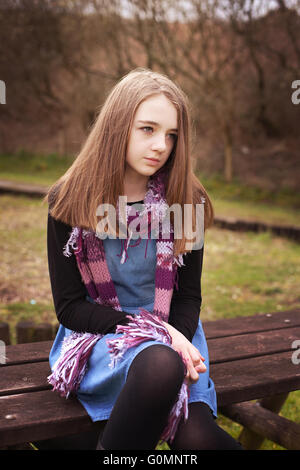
top-left (128, 344), bottom-right (185, 388)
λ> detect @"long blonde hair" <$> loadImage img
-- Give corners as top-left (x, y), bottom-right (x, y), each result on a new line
top-left (44, 67), bottom-right (214, 256)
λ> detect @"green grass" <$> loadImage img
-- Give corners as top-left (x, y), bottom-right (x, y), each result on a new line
top-left (212, 197), bottom-right (300, 227)
top-left (199, 172), bottom-right (300, 210)
top-left (0, 195), bottom-right (56, 344)
top-left (0, 150), bottom-right (74, 186)
top-left (198, 172), bottom-right (300, 228)
top-left (201, 229), bottom-right (300, 321)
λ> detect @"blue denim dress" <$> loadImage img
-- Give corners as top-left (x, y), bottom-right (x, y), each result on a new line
top-left (49, 236), bottom-right (217, 422)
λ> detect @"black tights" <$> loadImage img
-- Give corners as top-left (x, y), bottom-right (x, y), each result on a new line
top-left (168, 402), bottom-right (243, 450)
top-left (101, 344), bottom-right (186, 449)
top-left (35, 345), bottom-right (242, 450)
top-left (101, 345), bottom-right (242, 450)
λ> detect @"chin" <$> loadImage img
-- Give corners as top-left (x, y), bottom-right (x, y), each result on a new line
top-left (140, 167), bottom-right (159, 176)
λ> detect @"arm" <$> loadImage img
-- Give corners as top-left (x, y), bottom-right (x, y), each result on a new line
top-left (47, 212), bottom-right (130, 335)
top-left (168, 247), bottom-right (204, 342)
top-left (165, 247), bottom-right (206, 384)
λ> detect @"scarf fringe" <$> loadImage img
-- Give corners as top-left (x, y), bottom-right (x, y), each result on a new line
top-left (63, 227), bottom-right (81, 257)
top-left (106, 308), bottom-right (189, 443)
top-left (47, 332), bottom-right (103, 398)
top-left (160, 378), bottom-right (189, 444)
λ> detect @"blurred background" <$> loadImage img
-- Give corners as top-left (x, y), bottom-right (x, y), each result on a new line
top-left (0, 0), bottom-right (299, 450)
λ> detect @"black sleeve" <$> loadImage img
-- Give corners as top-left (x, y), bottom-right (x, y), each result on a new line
top-left (47, 212), bottom-right (130, 335)
top-left (167, 246), bottom-right (204, 342)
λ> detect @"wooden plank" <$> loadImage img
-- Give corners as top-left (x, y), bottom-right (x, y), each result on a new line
top-left (237, 392), bottom-right (289, 450)
top-left (2, 341), bottom-right (52, 366)
top-left (2, 326), bottom-right (299, 369)
top-left (3, 310), bottom-right (300, 366)
top-left (203, 309), bottom-right (300, 339)
top-left (208, 326), bottom-right (300, 364)
top-left (2, 346), bottom-right (300, 403)
top-left (213, 216), bottom-right (300, 243)
top-left (221, 401), bottom-right (300, 450)
top-left (0, 390), bottom-right (95, 447)
top-left (1, 325), bottom-right (299, 397)
top-left (211, 351), bottom-right (300, 406)
top-left (1, 327), bottom-right (298, 387)
top-left (0, 322), bottom-right (10, 345)
top-left (0, 179), bottom-right (47, 197)
top-left (0, 362), bottom-right (51, 396)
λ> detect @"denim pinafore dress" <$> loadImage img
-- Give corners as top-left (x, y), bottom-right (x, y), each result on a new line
top-left (49, 235), bottom-right (217, 422)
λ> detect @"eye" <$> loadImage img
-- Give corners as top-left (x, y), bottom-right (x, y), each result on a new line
top-left (168, 133), bottom-right (177, 141)
top-left (141, 126), bottom-right (153, 133)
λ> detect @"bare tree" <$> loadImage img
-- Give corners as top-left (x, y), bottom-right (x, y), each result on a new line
top-left (0, 0), bottom-right (96, 137)
top-left (228, 0), bottom-right (300, 136)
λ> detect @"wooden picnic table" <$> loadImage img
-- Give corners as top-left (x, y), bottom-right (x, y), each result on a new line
top-left (0, 308), bottom-right (300, 450)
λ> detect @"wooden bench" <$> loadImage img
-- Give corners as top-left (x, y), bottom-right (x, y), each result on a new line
top-left (1, 308), bottom-right (300, 450)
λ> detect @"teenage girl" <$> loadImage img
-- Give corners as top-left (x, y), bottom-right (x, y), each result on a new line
top-left (43, 68), bottom-right (242, 450)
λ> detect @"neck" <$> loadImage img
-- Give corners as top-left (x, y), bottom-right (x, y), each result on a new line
top-left (124, 171), bottom-right (149, 202)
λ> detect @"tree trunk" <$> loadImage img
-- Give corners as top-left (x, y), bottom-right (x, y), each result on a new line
top-left (223, 125), bottom-right (233, 182)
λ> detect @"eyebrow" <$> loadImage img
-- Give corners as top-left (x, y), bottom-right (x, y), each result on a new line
top-left (137, 120), bottom-right (178, 133)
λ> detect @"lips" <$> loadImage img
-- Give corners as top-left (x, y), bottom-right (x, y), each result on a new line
top-left (145, 157), bottom-right (160, 163)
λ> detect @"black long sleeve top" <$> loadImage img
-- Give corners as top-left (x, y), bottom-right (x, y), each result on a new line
top-left (47, 202), bottom-right (204, 342)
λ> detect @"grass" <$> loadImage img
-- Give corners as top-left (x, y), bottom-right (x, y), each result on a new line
top-left (0, 152), bottom-right (299, 450)
top-left (0, 150), bottom-right (74, 186)
top-left (0, 195), bottom-right (55, 344)
top-left (199, 172), bottom-right (300, 228)
top-left (199, 172), bottom-right (300, 212)
top-left (201, 229), bottom-right (300, 321)
top-left (211, 197), bottom-right (300, 227)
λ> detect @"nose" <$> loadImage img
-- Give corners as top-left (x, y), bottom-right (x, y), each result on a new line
top-left (151, 133), bottom-right (167, 153)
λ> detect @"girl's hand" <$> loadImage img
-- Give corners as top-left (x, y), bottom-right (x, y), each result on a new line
top-left (162, 322), bottom-right (207, 385)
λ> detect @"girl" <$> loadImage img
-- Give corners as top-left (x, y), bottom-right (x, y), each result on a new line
top-left (44, 68), bottom-right (242, 450)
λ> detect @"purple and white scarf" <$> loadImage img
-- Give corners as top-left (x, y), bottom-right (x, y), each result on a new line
top-left (48, 168), bottom-right (190, 443)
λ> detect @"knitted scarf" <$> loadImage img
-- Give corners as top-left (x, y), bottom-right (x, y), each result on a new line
top-left (48, 168), bottom-right (190, 444)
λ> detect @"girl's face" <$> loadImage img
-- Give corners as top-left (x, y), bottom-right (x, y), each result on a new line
top-left (126, 94), bottom-right (178, 180)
